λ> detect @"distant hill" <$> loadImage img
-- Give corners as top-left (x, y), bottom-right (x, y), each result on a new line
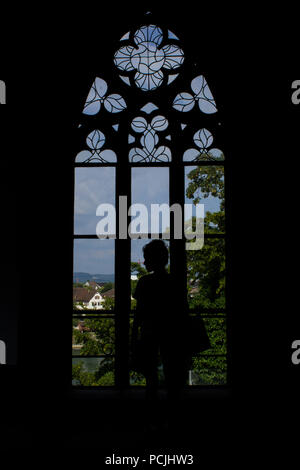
top-left (73, 272), bottom-right (114, 284)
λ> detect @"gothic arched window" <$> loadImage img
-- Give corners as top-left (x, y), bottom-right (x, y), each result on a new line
top-left (72, 17), bottom-right (227, 389)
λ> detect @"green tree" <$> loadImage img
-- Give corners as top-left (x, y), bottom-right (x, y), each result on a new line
top-left (79, 318), bottom-right (115, 356)
top-left (73, 328), bottom-right (85, 345)
top-left (102, 296), bottom-right (115, 310)
top-left (72, 361), bottom-right (115, 386)
top-left (72, 362), bottom-right (98, 386)
top-left (185, 164), bottom-right (226, 384)
top-left (72, 319), bottom-right (115, 386)
top-left (186, 166), bottom-right (225, 308)
top-left (186, 165), bottom-right (225, 233)
top-left (101, 282), bottom-right (114, 294)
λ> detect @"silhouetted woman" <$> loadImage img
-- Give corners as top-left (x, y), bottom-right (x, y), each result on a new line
top-left (132, 240), bottom-right (188, 425)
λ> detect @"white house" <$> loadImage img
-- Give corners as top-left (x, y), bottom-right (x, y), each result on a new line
top-left (73, 287), bottom-right (105, 310)
top-left (84, 280), bottom-right (102, 290)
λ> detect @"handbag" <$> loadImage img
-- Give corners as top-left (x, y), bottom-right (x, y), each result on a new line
top-left (130, 336), bottom-right (147, 374)
top-left (186, 315), bottom-right (211, 356)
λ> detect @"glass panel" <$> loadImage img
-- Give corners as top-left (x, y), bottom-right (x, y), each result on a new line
top-left (183, 128), bottom-right (224, 162)
top-left (73, 239), bottom-right (115, 310)
top-left (129, 116), bottom-right (171, 162)
top-left (186, 238), bottom-right (225, 309)
top-left (75, 129), bottom-right (118, 162)
top-left (168, 30), bottom-right (179, 40)
top-left (114, 25), bottom-right (184, 91)
top-left (72, 357), bottom-right (115, 386)
top-left (74, 167), bottom-right (115, 235)
top-left (140, 102), bottom-right (159, 114)
top-left (129, 370), bottom-right (147, 386)
top-left (173, 76), bottom-right (217, 115)
top-left (72, 318), bottom-right (115, 356)
top-left (198, 317), bottom-right (226, 355)
top-left (185, 166), bottom-right (225, 234)
top-left (131, 167), bottom-right (169, 236)
top-left (82, 78), bottom-right (127, 115)
top-left (188, 356), bottom-right (227, 385)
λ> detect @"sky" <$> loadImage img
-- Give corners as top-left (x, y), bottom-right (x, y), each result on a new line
top-left (73, 166), bottom-right (221, 274)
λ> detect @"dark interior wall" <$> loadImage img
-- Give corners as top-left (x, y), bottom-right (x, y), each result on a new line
top-left (5, 3), bottom-right (245, 389)
top-left (0, 2), bottom-right (299, 432)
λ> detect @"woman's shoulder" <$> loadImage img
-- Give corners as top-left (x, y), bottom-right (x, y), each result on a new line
top-left (135, 272), bottom-right (172, 287)
top-left (134, 273), bottom-right (167, 297)
top-left (136, 274), bottom-right (151, 285)
top-left (133, 274), bottom-right (150, 299)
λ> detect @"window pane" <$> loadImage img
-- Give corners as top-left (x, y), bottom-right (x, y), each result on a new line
top-left (131, 167), bottom-right (169, 236)
top-left (185, 166), bottom-right (224, 234)
top-left (74, 167), bottom-right (115, 235)
top-left (73, 239), bottom-right (115, 311)
top-left (72, 318), bottom-right (115, 356)
top-left (72, 357), bottom-right (115, 386)
top-left (196, 317), bottom-right (227, 355)
top-left (129, 371), bottom-right (147, 386)
top-left (189, 356), bottom-right (227, 385)
top-left (187, 238), bottom-right (225, 309)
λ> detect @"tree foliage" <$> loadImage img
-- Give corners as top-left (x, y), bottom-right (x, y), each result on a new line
top-left (100, 282), bottom-right (114, 293)
top-left (72, 165), bottom-right (227, 387)
top-left (185, 165), bottom-right (227, 384)
top-left (186, 166), bottom-right (225, 309)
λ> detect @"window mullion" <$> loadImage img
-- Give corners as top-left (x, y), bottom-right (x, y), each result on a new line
top-left (114, 121), bottom-right (131, 389)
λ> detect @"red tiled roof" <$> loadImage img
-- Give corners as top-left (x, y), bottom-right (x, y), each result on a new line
top-left (73, 287), bottom-right (98, 302)
top-left (102, 288), bottom-right (115, 298)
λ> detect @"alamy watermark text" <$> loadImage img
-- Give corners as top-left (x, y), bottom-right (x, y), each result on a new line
top-left (0, 340), bottom-right (6, 364)
top-left (0, 80), bottom-right (6, 104)
top-left (291, 80), bottom-right (300, 105)
top-left (95, 196), bottom-right (204, 250)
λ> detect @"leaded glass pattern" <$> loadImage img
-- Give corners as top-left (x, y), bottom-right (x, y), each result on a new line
top-left (173, 75), bottom-right (217, 114)
top-left (83, 78), bottom-right (126, 115)
top-left (114, 24), bottom-right (184, 91)
top-left (183, 129), bottom-right (224, 162)
top-left (128, 115), bottom-right (171, 162)
top-left (75, 130), bottom-right (117, 163)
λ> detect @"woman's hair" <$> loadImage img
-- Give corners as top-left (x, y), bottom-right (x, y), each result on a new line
top-left (143, 240), bottom-right (169, 267)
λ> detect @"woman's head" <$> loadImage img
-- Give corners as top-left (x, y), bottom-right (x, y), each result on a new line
top-left (143, 240), bottom-right (169, 272)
